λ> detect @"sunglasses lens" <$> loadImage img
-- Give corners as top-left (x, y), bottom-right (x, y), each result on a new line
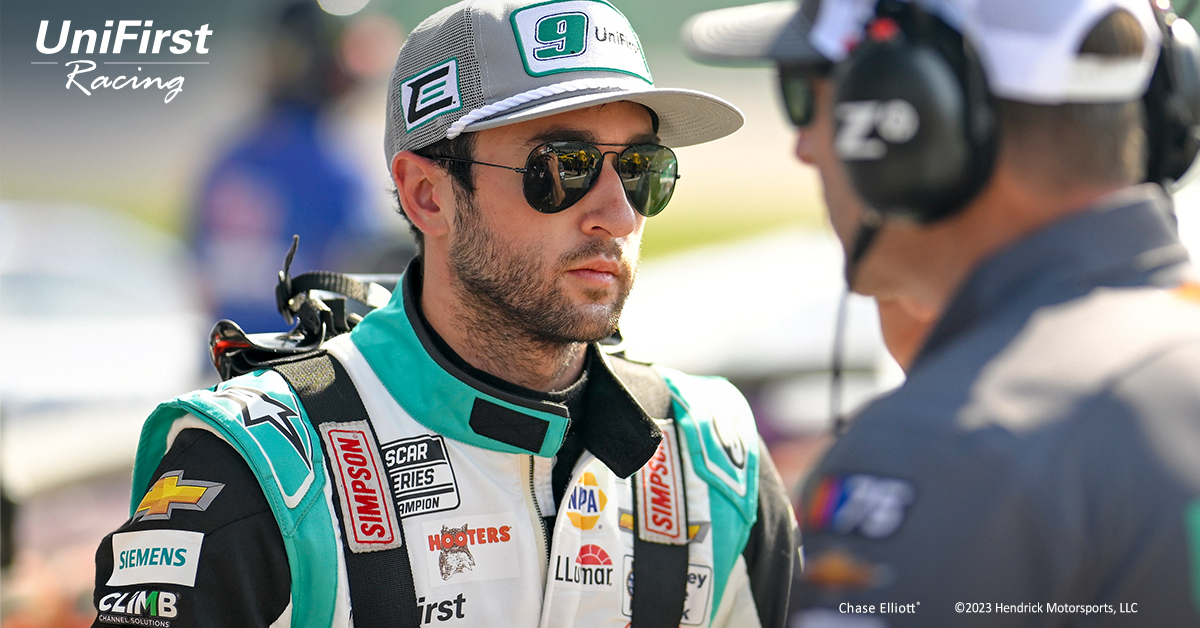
top-left (619, 145), bottom-right (678, 217)
top-left (779, 69), bottom-right (816, 127)
top-left (521, 141), bottom-right (677, 216)
top-left (523, 142), bottom-right (601, 213)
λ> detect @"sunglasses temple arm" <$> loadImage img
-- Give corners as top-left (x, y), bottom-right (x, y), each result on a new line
top-left (434, 155), bottom-right (527, 174)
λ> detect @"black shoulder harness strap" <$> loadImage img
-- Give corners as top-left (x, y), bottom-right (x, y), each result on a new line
top-left (609, 356), bottom-right (690, 628)
top-left (275, 350), bottom-right (688, 628)
top-left (273, 353), bottom-right (421, 628)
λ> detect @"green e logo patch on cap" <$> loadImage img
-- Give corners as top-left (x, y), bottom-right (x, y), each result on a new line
top-left (400, 58), bottom-right (463, 132)
top-left (511, 0), bottom-right (651, 83)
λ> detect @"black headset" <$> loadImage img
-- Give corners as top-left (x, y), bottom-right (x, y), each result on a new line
top-left (831, 0), bottom-right (1200, 225)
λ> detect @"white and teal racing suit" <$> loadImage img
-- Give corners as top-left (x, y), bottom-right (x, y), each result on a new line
top-left (92, 263), bottom-right (798, 628)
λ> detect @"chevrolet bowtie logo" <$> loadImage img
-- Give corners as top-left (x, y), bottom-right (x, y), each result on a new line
top-left (134, 470), bottom-right (225, 522)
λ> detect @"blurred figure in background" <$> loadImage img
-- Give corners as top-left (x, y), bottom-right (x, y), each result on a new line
top-left (193, 1), bottom-right (392, 333)
top-left (687, 0), bottom-right (1200, 624)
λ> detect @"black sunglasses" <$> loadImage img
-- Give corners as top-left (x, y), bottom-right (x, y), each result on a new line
top-left (777, 64), bottom-right (831, 128)
top-left (434, 140), bottom-right (680, 217)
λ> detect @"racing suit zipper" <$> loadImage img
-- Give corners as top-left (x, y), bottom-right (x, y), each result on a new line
top-left (524, 454), bottom-right (551, 586)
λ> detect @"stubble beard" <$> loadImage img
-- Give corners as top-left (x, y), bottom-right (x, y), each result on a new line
top-left (448, 191), bottom-right (637, 354)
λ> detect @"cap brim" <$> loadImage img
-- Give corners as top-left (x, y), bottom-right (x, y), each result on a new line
top-left (460, 85), bottom-right (745, 148)
top-left (682, 1), bottom-right (825, 66)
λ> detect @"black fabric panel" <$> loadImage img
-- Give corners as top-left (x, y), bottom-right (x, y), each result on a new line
top-left (607, 356), bottom-right (673, 419)
top-left (742, 438), bottom-right (798, 628)
top-left (468, 397), bottom-right (550, 454)
top-left (629, 474), bottom-right (688, 628)
top-left (274, 354), bottom-right (420, 628)
top-left (582, 353), bottom-right (665, 478)
top-left (92, 429), bottom-right (290, 628)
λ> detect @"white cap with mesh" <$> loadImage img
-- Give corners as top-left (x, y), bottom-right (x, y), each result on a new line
top-left (385, 0), bottom-right (744, 162)
top-left (683, 0), bottom-right (1163, 104)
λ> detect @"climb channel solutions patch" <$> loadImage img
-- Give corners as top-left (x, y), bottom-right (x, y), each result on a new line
top-left (108, 529), bottom-right (204, 587)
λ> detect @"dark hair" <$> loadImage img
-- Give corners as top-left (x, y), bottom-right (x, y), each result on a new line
top-left (390, 132), bottom-right (478, 254)
top-left (994, 10), bottom-right (1148, 188)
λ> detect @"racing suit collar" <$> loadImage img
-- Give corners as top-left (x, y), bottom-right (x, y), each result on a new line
top-left (916, 184), bottom-right (1189, 368)
top-left (349, 259), bottom-right (662, 473)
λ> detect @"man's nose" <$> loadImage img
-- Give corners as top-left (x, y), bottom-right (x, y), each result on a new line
top-left (795, 128), bottom-right (818, 165)
top-left (579, 153), bottom-right (639, 238)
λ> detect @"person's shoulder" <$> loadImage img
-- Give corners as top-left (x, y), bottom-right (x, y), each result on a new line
top-left (134, 367), bottom-right (326, 531)
top-left (651, 366), bottom-right (763, 512)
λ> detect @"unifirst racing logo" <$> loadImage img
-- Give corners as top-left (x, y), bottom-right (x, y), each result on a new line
top-left (36, 19), bottom-right (213, 102)
top-left (97, 590), bottom-right (178, 627)
top-left (566, 472), bottom-right (607, 530)
top-left (553, 544), bottom-right (614, 587)
top-left (417, 593), bottom-right (467, 625)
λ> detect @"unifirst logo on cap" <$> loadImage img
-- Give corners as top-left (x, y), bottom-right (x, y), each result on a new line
top-left (510, 0), bottom-right (651, 83)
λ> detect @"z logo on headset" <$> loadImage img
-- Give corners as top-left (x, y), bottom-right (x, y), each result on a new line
top-left (835, 99), bottom-right (922, 161)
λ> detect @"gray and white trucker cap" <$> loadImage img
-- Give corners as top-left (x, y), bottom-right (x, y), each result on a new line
top-left (385, 0), bottom-right (745, 162)
top-left (684, 0), bottom-right (1165, 104)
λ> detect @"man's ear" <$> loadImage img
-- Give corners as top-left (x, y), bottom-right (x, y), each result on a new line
top-left (392, 151), bottom-right (454, 238)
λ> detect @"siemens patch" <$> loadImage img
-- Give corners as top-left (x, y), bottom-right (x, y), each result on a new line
top-left (108, 530), bottom-right (204, 587)
top-left (383, 434), bottom-right (460, 517)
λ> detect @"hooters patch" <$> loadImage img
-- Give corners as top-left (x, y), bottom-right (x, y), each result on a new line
top-left (636, 421), bottom-right (687, 544)
top-left (320, 421), bottom-right (403, 553)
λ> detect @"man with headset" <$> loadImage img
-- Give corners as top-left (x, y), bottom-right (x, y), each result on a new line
top-left (89, 1), bottom-right (797, 627)
top-left (685, 0), bottom-right (1200, 624)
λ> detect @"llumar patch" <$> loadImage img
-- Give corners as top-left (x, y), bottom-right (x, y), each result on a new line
top-left (509, 0), bottom-right (652, 82)
top-left (636, 421), bottom-right (687, 544)
top-left (400, 58), bottom-right (462, 132)
top-left (320, 421), bottom-right (404, 553)
top-left (133, 470), bottom-right (224, 522)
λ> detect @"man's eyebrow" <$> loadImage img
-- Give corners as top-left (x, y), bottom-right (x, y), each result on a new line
top-left (526, 127), bottom-right (661, 146)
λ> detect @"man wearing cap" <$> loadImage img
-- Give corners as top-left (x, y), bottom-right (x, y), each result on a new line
top-left (686, 0), bottom-right (1200, 624)
top-left (90, 1), bottom-right (797, 627)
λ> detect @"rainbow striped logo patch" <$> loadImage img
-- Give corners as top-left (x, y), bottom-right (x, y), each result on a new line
top-left (805, 474), bottom-right (915, 540)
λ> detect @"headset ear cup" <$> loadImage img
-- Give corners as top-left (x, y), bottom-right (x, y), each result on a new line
top-left (833, 40), bottom-right (994, 223)
top-left (1144, 15), bottom-right (1200, 184)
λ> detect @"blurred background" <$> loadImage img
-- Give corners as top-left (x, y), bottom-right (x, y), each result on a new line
top-left (1, 0), bottom-right (1198, 625)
